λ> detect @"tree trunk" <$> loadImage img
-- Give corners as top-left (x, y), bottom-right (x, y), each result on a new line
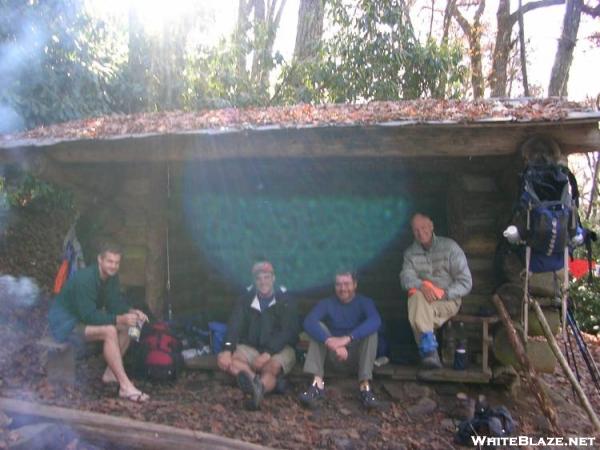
top-left (548, 0), bottom-right (583, 97)
top-left (234, 0), bottom-right (252, 80)
top-left (293, 0), bottom-right (326, 62)
top-left (127, 7), bottom-right (146, 113)
top-left (518, 0), bottom-right (530, 96)
top-left (585, 152), bottom-right (600, 220)
top-left (490, 0), bottom-right (512, 97)
top-left (250, 0), bottom-right (287, 91)
top-left (491, 0), bottom-right (564, 97)
top-left (451, 0), bottom-right (486, 98)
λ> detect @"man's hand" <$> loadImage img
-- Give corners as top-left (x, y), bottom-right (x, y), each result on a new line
top-left (420, 282), bottom-right (441, 303)
top-left (129, 309), bottom-right (148, 323)
top-left (334, 346), bottom-right (348, 361)
top-left (252, 352), bottom-right (271, 371)
top-left (117, 312), bottom-right (140, 327)
top-left (217, 351), bottom-right (233, 371)
top-left (325, 336), bottom-right (352, 351)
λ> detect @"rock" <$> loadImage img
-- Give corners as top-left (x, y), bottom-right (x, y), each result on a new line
top-left (407, 397), bottom-right (437, 417)
top-left (492, 325), bottom-right (557, 373)
top-left (339, 408), bottom-right (352, 416)
top-left (402, 382), bottom-right (433, 401)
top-left (441, 418), bottom-right (456, 432)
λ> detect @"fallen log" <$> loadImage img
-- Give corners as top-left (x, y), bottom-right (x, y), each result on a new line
top-left (491, 294), bottom-right (562, 435)
top-left (0, 397), bottom-right (270, 450)
top-left (531, 300), bottom-right (600, 433)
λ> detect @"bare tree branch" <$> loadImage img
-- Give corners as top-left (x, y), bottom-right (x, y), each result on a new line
top-left (510, 0), bottom-right (565, 25)
top-left (582, 2), bottom-right (600, 16)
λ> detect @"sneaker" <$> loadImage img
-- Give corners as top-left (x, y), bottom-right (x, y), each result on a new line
top-left (360, 388), bottom-right (380, 410)
top-left (420, 351), bottom-right (442, 370)
top-left (298, 383), bottom-right (325, 408)
top-left (237, 372), bottom-right (264, 410)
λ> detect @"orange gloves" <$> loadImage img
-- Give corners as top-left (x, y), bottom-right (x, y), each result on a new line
top-left (407, 280), bottom-right (445, 299)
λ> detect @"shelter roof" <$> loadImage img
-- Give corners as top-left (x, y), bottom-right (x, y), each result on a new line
top-left (1, 98), bottom-right (599, 161)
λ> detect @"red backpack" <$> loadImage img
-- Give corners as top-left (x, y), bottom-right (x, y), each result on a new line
top-left (142, 322), bottom-right (183, 381)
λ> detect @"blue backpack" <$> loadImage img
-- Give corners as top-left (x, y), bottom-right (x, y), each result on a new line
top-left (516, 163), bottom-right (579, 256)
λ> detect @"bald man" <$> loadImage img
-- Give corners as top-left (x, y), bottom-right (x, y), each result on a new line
top-left (400, 213), bottom-right (472, 369)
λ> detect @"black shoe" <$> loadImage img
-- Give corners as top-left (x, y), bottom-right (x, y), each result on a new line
top-left (236, 371), bottom-right (254, 395)
top-left (360, 388), bottom-right (380, 410)
top-left (237, 372), bottom-right (264, 410)
top-left (420, 351), bottom-right (442, 369)
top-left (298, 383), bottom-right (325, 408)
top-left (274, 373), bottom-right (288, 394)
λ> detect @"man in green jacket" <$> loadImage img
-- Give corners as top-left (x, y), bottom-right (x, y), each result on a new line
top-left (48, 241), bottom-right (149, 402)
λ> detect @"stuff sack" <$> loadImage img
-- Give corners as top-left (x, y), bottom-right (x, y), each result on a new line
top-left (515, 163), bottom-right (579, 256)
top-left (142, 322), bottom-right (183, 381)
top-left (455, 405), bottom-right (516, 446)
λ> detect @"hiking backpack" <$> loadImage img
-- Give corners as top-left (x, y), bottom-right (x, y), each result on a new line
top-left (515, 163), bottom-right (579, 256)
top-left (142, 322), bottom-right (183, 381)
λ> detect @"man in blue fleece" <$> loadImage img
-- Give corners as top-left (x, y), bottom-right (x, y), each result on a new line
top-left (299, 269), bottom-right (381, 409)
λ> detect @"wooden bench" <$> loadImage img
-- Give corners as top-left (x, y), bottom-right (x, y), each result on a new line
top-left (448, 314), bottom-right (499, 376)
top-left (36, 336), bottom-right (76, 384)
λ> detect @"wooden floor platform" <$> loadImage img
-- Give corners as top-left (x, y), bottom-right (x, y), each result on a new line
top-left (185, 355), bottom-right (493, 384)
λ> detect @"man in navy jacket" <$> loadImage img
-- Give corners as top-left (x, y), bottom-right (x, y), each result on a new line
top-left (299, 269), bottom-right (381, 409)
top-left (217, 261), bottom-right (299, 410)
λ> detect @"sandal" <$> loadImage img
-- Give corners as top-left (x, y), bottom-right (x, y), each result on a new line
top-left (119, 389), bottom-right (150, 403)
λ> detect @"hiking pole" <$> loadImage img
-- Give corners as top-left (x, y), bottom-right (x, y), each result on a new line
top-left (165, 162), bottom-right (173, 321)
top-left (522, 246), bottom-right (531, 343)
top-left (562, 246), bottom-right (569, 343)
top-left (566, 309), bottom-right (600, 394)
top-left (564, 324), bottom-right (582, 400)
top-left (531, 299), bottom-right (600, 433)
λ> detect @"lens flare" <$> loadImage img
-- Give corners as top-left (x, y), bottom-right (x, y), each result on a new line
top-left (181, 158), bottom-right (432, 292)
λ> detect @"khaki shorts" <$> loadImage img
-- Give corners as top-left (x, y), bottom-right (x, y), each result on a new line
top-left (234, 344), bottom-right (296, 374)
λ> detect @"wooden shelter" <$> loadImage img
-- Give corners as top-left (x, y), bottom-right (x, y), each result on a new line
top-left (1, 99), bottom-right (599, 360)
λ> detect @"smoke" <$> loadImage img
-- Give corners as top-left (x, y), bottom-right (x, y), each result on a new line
top-left (0, 105), bottom-right (24, 134)
top-left (0, 17), bottom-right (47, 134)
top-left (0, 275), bottom-right (40, 307)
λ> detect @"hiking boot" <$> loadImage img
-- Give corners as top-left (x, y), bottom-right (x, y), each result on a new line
top-left (420, 350), bottom-right (442, 369)
top-left (359, 388), bottom-right (380, 410)
top-left (237, 372), bottom-right (264, 410)
top-left (298, 383), bottom-right (325, 408)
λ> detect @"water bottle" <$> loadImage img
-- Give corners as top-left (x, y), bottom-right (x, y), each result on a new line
top-left (503, 225), bottom-right (521, 244)
top-left (128, 320), bottom-right (143, 342)
top-left (453, 322), bottom-right (468, 370)
top-left (442, 322), bottom-right (456, 367)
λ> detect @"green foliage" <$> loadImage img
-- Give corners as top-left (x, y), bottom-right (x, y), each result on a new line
top-left (0, 0), bottom-right (471, 130)
top-left (0, 173), bottom-right (73, 211)
top-left (0, 0), bottom-right (120, 131)
top-left (570, 276), bottom-right (600, 335)
top-left (274, 0), bottom-right (468, 104)
top-left (184, 39), bottom-right (275, 109)
top-left (570, 220), bottom-right (600, 334)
